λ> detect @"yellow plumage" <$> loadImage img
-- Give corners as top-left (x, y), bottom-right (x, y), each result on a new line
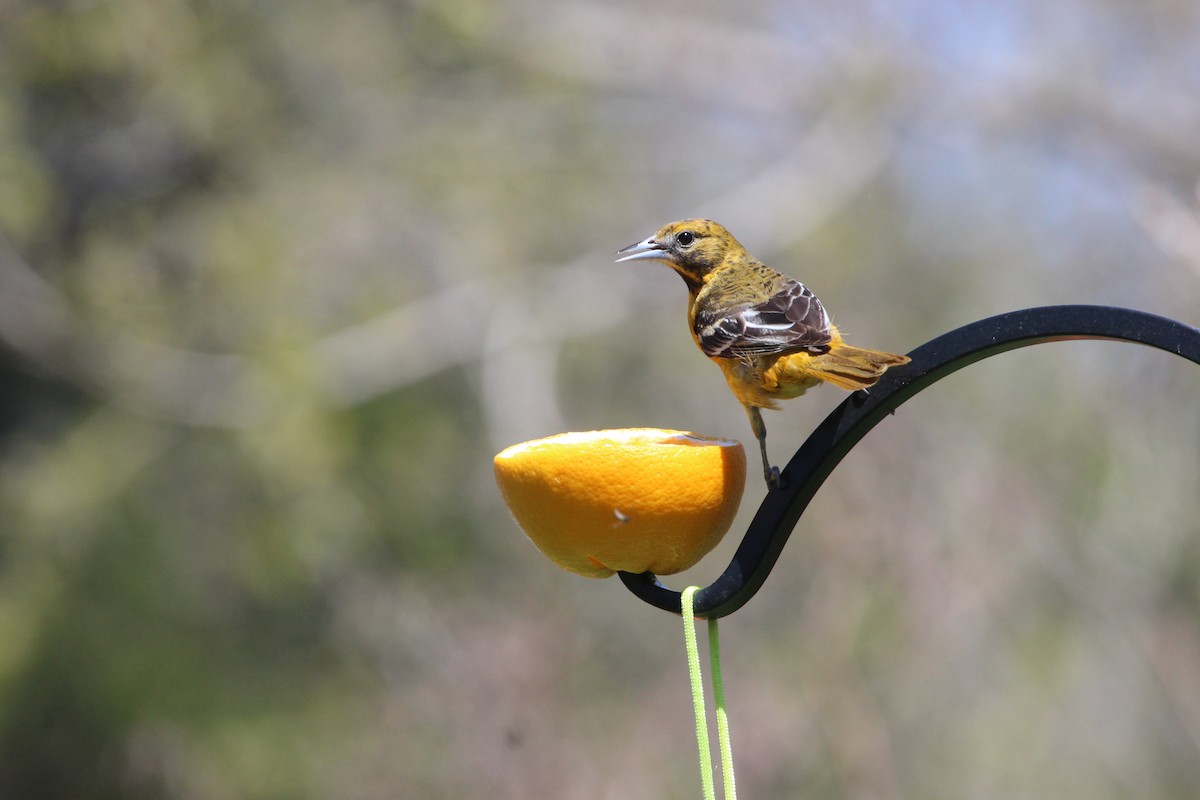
top-left (618, 218), bottom-right (910, 487)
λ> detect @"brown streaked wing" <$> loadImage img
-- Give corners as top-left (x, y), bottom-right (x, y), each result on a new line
top-left (695, 279), bottom-right (832, 359)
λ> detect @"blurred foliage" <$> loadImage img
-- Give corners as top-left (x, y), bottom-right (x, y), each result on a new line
top-left (1, 0), bottom-right (1199, 797)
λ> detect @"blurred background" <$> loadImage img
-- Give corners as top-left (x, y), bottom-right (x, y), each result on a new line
top-left (1, 0), bottom-right (1199, 797)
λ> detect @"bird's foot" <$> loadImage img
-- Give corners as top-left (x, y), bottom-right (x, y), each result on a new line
top-left (765, 465), bottom-right (784, 490)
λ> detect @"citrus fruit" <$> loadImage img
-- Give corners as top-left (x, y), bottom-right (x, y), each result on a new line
top-left (494, 429), bottom-right (746, 578)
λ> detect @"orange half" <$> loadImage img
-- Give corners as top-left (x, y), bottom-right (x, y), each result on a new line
top-left (494, 429), bottom-right (746, 578)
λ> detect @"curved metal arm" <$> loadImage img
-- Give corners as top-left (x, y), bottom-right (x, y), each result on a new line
top-left (620, 305), bottom-right (1200, 619)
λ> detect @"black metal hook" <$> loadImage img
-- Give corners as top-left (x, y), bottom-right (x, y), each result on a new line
top-left (619, 305), bottom-right (1200, 619)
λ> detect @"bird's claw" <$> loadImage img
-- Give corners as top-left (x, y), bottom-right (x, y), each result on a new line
top-left (765, 465), bottom-right (784, 490)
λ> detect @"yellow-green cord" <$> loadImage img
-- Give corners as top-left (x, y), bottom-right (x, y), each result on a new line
top-left (681, 586), bottom-right (715, 800)
top-left (708, 616), bottom-right (737, 800)
top-left (681, 587), bottom-right (737, 800)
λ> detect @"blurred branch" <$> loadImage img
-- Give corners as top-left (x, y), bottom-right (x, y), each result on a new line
top-left (1026, 80), bottom-right (1200, 172)
top-left (0, 92), bottom-right (894, 437)
top-left (313, 282), bottom-right (493, 406)
top-left (465, 1), bottom-right (833, 113)
top-left (1133, 180), bottom-right (1200, 284)
top-left (0, 236), bottom-right (78, 367)
top-left (0, 237), bottom-right (269, 428)
top-left (698, 97), bottom-right (896, 250)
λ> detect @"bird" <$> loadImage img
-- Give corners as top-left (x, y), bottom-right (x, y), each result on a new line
top-left (616, 218), bottom-right (910, 488)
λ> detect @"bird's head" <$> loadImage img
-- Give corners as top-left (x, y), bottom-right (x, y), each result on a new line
top-left (616, 219), bottom-right (743, 286)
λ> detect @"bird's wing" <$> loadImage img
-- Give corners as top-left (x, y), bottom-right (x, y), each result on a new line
top-left (695, 279), bottom-right (832, 359)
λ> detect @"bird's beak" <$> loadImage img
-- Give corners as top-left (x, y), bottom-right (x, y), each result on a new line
top-left (615, 237), bottom-right (667, 263)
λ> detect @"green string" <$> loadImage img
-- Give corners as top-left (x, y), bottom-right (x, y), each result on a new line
top-left (681, 587), bottom-right (737, 800)
top-left (681, 586), bottom-right (715, 800)
top-left (709, 616), bottom-right (737, 800)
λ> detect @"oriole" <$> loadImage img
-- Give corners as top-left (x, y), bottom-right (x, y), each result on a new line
top-left (617, 219), bottom-right (910, 488)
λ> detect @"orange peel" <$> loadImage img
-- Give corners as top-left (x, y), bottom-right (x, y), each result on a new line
top-left (494, 428), bottom-right (746, 578)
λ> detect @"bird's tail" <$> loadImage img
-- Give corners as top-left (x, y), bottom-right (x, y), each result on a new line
top-left (804, 344), bottom-right (910, 391)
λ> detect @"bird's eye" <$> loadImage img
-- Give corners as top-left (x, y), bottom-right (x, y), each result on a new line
top-left (677, 231), bottom-right (695, 247)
